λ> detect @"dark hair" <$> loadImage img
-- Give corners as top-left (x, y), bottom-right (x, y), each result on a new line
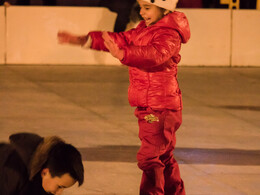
top-left (43, 143), bottom-right (84, 186)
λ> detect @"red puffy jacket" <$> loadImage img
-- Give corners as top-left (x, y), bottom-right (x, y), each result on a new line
top-left (88, 11), bottom-right (190, 110)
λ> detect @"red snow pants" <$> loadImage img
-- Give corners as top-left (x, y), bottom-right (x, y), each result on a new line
top-left (135, 107), bottom-right (185, 195)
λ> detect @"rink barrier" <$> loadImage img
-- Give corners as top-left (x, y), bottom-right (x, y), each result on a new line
top-left (0, 6), bottom-right (260, 66)
top-left (232, 10), bottom-right (260, 66)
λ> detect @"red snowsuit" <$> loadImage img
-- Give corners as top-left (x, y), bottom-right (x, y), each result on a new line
top-left (88, 11), bottom-right (190, 195)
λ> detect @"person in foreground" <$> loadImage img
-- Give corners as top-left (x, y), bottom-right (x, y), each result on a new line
top-left (0, 132), bottom-right (84, 195)
top-left (58, 0), bottom-right (190, 194)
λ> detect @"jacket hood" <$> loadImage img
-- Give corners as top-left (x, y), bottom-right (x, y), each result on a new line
top-left (9, 133), bottom-right (44, 167)
top-left (155, 11), bottom-right (190, 43)
top-left (9, 133), bottom-right (65, 180)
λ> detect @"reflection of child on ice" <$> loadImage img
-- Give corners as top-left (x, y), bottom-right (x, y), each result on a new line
top-left (58, 0), bottom-right (190, 194)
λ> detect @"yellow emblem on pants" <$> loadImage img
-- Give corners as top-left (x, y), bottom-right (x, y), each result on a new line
top-left (144, 114), bottom-right (159, 123)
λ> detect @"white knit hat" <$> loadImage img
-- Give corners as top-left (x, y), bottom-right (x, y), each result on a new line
top-left (141, 0), bottom-right (179, 11)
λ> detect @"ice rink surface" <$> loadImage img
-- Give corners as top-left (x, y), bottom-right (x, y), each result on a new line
top-left (0, 65), bottom-right (260, 194)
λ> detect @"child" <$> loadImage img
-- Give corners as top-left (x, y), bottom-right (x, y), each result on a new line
top-left (58, 0), bottom-right (190, 194)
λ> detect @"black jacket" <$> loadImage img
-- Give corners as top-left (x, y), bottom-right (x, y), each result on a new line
top-left (0, 133), bottom-right (64, 195)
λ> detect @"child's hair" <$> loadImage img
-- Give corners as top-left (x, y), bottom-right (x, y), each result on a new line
top-left (43, 142), bottom-right (84, 186)
top-left (130, 2), bottom-right (142, 22)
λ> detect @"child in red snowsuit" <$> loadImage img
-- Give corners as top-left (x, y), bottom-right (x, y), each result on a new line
top-left (58, 0), bottom-right (190, 194)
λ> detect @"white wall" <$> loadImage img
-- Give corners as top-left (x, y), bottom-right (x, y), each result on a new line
top-left (232, 10), bottom-right (260, 66)
top-left (6, 6), bottom-right (120, 65)
top-left (179, 9), bottom-right (231, 66)
top-left (3, 7), bottom-right (260, 66)
top-left (0, 7), bottom-right (5, 64)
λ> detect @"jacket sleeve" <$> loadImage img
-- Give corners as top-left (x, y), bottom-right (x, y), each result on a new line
top-left (121, 29), bottom-right (182, 69)
top-left (87, 24), bottom-right (140, 51)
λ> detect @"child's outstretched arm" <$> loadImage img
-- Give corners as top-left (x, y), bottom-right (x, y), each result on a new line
top-left (57, 27), bottom-right (136, 55)
top-left (57, 31), bottom-right (88, 46)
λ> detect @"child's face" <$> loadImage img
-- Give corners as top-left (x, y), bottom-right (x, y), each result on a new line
top-left (138, 0), bottom-right (165, 26)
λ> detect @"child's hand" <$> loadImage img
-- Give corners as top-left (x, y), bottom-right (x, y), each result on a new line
top-left (57, 31), bottom-right (87, 46)
top-left (57, 31), bottom-right (74, 44)
top-left (102, 31), bottom-right (124, 61)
